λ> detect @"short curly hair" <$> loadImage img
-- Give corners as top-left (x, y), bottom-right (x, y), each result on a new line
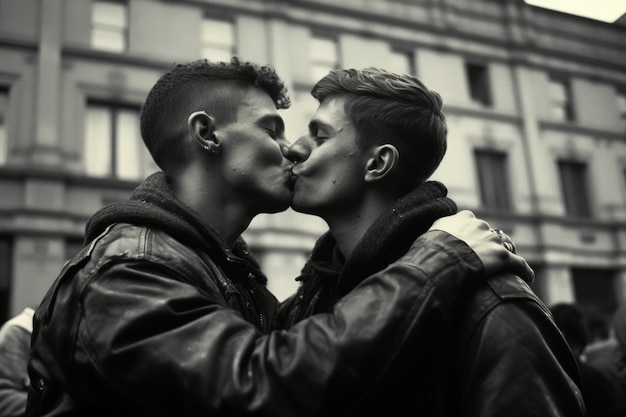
top-left (140, 57), bottom-right (290, 171)
top-left (311, 68), bottom-right (446, 188)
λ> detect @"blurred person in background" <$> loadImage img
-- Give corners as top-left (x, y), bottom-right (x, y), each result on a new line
top-left (585, 308), bottom-right (626, 386)
top-left (587, 304), bottom-right (626, 413)
top-left (0, 307), bottom-right (34, 417)
top-left (551, 303), bottom-right (626, 417)
top-left (279, 67), bottom-right (585, 416)
top-left (25, 58), bottom-right (527, 417)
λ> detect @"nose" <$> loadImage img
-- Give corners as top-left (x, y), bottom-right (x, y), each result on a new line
top-left (285, 135), bottom-right (314, 163)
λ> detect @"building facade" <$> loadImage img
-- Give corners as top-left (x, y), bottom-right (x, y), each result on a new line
top-left (0, 0), bottom-right (625, 322)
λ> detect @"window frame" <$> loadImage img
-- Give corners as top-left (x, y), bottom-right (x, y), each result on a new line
top-left (91, 0), bottom-right (129, 53)
top-left (465, 61), bottom-right (493, 107)
top-left (84, 99), bottom-right (153, 180)
top-left (549, 76), bottom-right (575, 122)
top-left (557, 159), bottom-right (592, 218)
top-left (201, 16), bottom-right (236, 62)
top-left (474, 149), bottom-right (512, 211)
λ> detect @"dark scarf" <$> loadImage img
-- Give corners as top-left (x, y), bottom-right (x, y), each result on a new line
top-left (85, 172), bottom-right (266, 284)
top-left (298, 181), bottom-right (457, 313)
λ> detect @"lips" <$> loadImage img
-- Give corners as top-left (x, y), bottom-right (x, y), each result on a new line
top-left (288, 170), bottom-right (298, 191)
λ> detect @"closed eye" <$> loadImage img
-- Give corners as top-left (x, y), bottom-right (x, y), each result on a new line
top-left (309, 120), bottom-right (333, 146)
top-left (258, 115), bottom-right (285, 141)
top-left (266, 128), bottom-right (278, 139)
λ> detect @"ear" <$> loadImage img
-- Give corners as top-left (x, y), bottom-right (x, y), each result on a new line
top-left (364, 144), bottom-right (399, 183)
top-left (187, 110), bottom-right (220, 153)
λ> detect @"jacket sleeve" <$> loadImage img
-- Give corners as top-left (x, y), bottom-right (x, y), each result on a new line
top-left (77, 231), bottom-right (483, 416)
top-left (459, 301), bottom-right (586, 417)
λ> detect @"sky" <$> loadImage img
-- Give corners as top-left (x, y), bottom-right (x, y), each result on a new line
top-left (524, 0), bottom-right (626, 23)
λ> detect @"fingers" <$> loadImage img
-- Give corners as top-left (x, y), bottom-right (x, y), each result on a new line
top-left (507, 253), bottom-right (535, 283)
top-left (490, 228), bottom-right (517, 254)
top-left (429, 210), bottom-right (534, 283)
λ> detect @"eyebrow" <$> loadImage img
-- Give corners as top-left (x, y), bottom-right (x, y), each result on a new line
top-left (308, 119), bottom-right (334, 135)
top-left (258, 114), bottom-right (285, 133)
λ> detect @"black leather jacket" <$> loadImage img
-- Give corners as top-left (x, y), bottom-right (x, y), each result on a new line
top-left (26, 174), bottom-right (488, 417)
top-left (277, 183), bottom-right (586, 416)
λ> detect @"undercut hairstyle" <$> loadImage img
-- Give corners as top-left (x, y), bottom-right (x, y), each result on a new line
top-left (140, 57), bottom-right (290, 172)
top-left (311, 68), bottom-right (447, 188)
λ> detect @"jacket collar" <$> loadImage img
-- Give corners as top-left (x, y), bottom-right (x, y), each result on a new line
top-left (308, 181), bottom-right (457, 295)
top-left (85, 172), bottom-right (266, 283)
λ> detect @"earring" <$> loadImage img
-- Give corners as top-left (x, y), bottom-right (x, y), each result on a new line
top-left (209, 139), bottom-right (220, 154)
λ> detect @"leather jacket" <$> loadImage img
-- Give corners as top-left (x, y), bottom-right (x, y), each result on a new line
top-left (277, 182), bottom-right (586, 416)
top-left (26, 173), bottom-right (488, 417)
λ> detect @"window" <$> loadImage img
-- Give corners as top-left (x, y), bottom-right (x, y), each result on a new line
top-left (474, 150), bottom-right (512, 211)
top-left (549, 77), bottom-right (575, 121)
top-left (558, 160), bottom-right (591, 218)
top-left (0, 87), bottom-right (8, 165)
top-left (201, 18), bottom-right (235, 62)
top-left (465, 62), bottom-right (492, 106)
top-left (85, 100), bottom-right (157, 180)
top-left (387, 48), bottom-right (415, 75)
top-left (0, 236), bottom-right (12, 323)
top-left (91, 0), bottom-right (128, 52)
top-left (310, 36), bottom-right (338, 82)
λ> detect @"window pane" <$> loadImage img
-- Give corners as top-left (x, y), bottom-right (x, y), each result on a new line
top-left (92, 1), bottom-right (127, 27)
top-left (85, 106), bottom-right (112, 177)
top-left (201, 18), bottom-right (234, 61)
top-left (549, 78), bottom-right (574, 121)
top-left (558, 160), bottom-right (591, 218)
top-left (549, 81), bottom-right (566, 102)
top-left (91, 1), bottom-right (127, 52)
top-left (475, 150), bottom-right (511, 211)
top-left (201, 19), bottom-right (234, 46)
top-left (466, 63), bottom-right (492, 106)
top-left (91, 29), bottom-right (126, 52)
top-left (116, 109), bottom-right (142, 180)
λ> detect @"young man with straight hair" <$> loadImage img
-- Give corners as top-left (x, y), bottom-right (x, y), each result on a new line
top-left (26, 59), bottom-right (529, 417)
top-left (280, 67), bottom-right (586, 416)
